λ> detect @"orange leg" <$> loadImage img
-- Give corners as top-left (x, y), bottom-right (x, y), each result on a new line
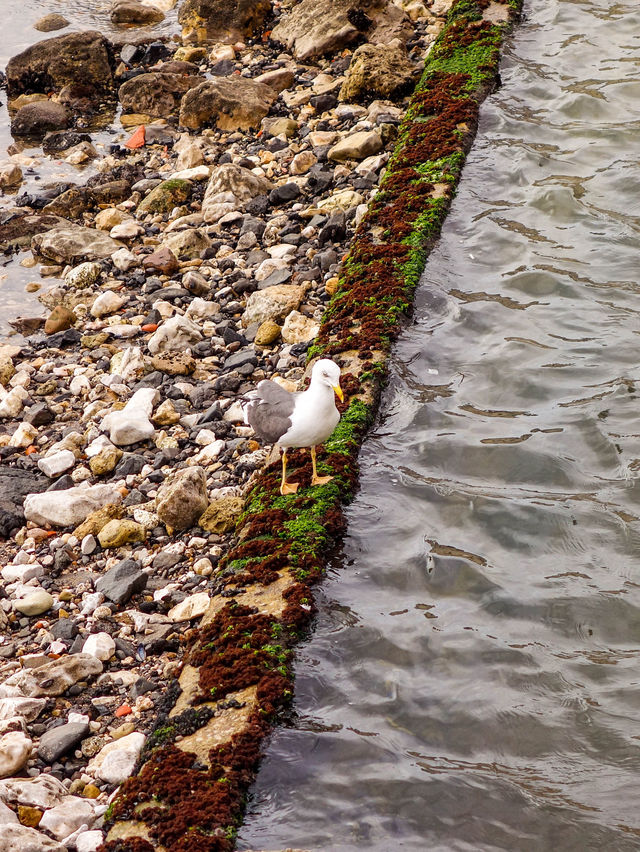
top-left (311, 446), bottom-right (333, 487)
top-left (280, 448), bottom-right (299, 495)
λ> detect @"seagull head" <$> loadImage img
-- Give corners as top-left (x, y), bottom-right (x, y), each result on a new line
top-left (311, 358), bottom-right (344, 401)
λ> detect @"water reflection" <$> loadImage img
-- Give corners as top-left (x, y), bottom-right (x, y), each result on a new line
top-left (238, 0), bottom-right (640, 849)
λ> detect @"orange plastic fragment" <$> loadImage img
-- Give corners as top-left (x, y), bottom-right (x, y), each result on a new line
top-left (124, 125), bottom-right (146, 149)
top-left (141, 323), bottom-right (158, 333)
top-left (24, 445), bottom-right (38, 455)
top-left (115, 704), bottom-right (132, 717)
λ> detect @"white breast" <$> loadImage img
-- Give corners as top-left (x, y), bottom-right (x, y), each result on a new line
top-left (278, 385), bottom-right (340, 448)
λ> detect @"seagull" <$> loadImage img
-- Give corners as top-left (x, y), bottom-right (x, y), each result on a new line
top-left (242, 359), bottom-right (344, 495)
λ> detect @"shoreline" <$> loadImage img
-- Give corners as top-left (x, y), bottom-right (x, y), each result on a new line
top-left (0, 1), bottom-right (520, 850)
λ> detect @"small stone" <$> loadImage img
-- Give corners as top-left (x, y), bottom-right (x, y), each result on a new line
top-left (0, 731), bottom-right (32, 778)
top-left (24, 483), bottom-right (122, 528)
top-left (254, 319), bottom-right (281, 346)
top-left (38, 450), bottom-right (76, 478)
top-left (33, 13), bottom-right (69, 31)
top-left (156, 466), bottom-right (209, 533)
top-left (281, 309), bottom-right (320, 344)
top-left (328, 130), bottom-right (384, 161)
top-left (2, 653), bottom-right (102, 698)
top-left (167, 592), bottom-right (210, 622)
top-left (152, 399), bottom-right (181, 426)
top-left (13, 590), bottom-right (54, 616)
top-left (97, 519), bottom-right (146, 548)
top-left (101, 388), bottom-right (158, 446)
top-left (39, 797), bottom-right (96, 841)
top-left (95, 558), bottom-right (147, 605)
top-left (17, 805), bottom-right (41, 827)
top-left (0, 162), bottom-right (23, 188)
top-left (76, 830), bottom-right (104, 852)
top-left (91, 291), bottom-right (126, 318)
top-left (81, 534), bottom-right (98, 555)
top-left (87, 731), bottom-right (145, 784)
top-left (241, 283), bottom-right (309, 327)
top-left (10, 421), bottom-right (38, 448)
top-left (290, 151), bottom-right (317, 175)
top-left (137, 179), bottom-right (191, 215)
top-left (37, 720), bottom-right (89, 763)
top-left (147, 314), bottom-right (203, 355)
top-left (82, 632), bottom-right (116, 661)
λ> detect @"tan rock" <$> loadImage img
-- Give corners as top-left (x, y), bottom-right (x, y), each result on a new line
top-left (339, 40), bottom-right (418, 103)
top-left (44, 306), bottom-right (76, 335)
top-left (73, 504), bottom-right (125, 540)
top-left (180, 77), bottom-right (278, 132)
top-left (254, 319), bottom-right (281, 346)
top-left (328, 130), bottom-right (384, 161)
top-left (152, 399), bottom-right (181, 426)
top-left (281, 310), bottom-right (320, 344)
top-left (97, 519), bottom-right (146, 548)
top-left (241, 283), bottom-right (309, 327)
top-left (198, 495), bottom-right (244, 534)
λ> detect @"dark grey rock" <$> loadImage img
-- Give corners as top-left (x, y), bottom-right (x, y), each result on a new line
top-left (38, 721), bottom-right (89, 763)
top-left (95, 559), bottom-right (147, 606)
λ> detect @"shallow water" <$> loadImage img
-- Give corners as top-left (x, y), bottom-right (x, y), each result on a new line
top-left (0, 0), bottom-right (178, 336)
top-left (238, 0), bottom-right (640, 849)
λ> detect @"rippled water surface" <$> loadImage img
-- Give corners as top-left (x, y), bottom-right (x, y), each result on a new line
top-left (238, 1), bottom-right (640, 849)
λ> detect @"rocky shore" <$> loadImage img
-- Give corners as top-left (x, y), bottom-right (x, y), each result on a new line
top-left (0, 0), bottom-right (516, 849)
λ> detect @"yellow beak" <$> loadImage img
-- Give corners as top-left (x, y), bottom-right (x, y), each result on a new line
top-left (333, 385), bottom-right (344, 402)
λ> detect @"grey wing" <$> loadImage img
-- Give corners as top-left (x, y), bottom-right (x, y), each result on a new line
top-left (243, 380), bottom-right (297, 444)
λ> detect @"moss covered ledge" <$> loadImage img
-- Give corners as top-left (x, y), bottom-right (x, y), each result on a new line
top-left (99, 2), bottom-right (521, 849)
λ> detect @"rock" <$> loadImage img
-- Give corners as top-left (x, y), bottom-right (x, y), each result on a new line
top-left (44, 305), bottom-right (76, 335)
top-left (76, 831), bottom-right (104, 852)
top-left (254, 319), bottom-right (281, 346)
top-left (32, 224), bottom-right (122, 265)
top-left (95, 558), bottom-right (147, 605)
top-left (202, 164), bottom-right (272, 223)
top-left (102, 388), bottom-right (158, 445)
top-left (0, 775), bottom-right (67, 809)
top-left (137, 178), bottom-right (192, 214)
top-left (164, 228), bottom-right (211, 259)
top-left (2, 654), bottom-right (102, 698)
top-left (150, 352), bottom-right (196, 375)
top-left (112, 247), bottom-right (138, 271)
top-left (142, 246), bottom-right (180, 274)
top-left (95, 208), bottom-right (130, 230)
top-left (37, 721), bottom-right (89, 763)
top-left (82, 632), bottom-right (116, 661)
top-left (10, 421), bottom-right (38, 448)
top-left (91, 291), bottom-right (127, 318)
top-left (111, 0), bottom-right (165, 25)
top-left (241, 283), bottom-right (308, 327)
top-left (16, 804), bottom-right (41, 828)
top-left (0, 697), bottom-right (46, 723)
top-left (87, 731), bottom-right (145, 784)
top-left (339, 40), bottom-right (417, 102)
top-left (0, 801), bottom-right (18, 823)
top-left (179, 0), bottom-right (270, 43)
top-left (147, 315), bottom-right (203, 355)
top-left (0, 162), bottom-right (23, 187)
top-left (0, 386), bottom-right (28, 419)
top-left (11, 102), bottom-right (70, 136)
top-left (39, 797), bottom-right (96, 840)
top-left (281, 309), bottom-right (320, 343)
top-left (119, 72), bottom-right (204, 119)
top-left (180, 77), bottom-right (278, 131)
top-left (65, 261), bottom-right (103, 288)
top-left (6, 31), bottom-right (113, 98)
top-left (110, 220), bottom-right (144, 240)
top-left (156, 466), bottom-right (209, 532)
top-left (0, 825), bottom-right (66, 852)
top-left (24, 483), bottom-right (123, 528)
top-left (13, 590), bottom-right (54, 616)
top-left (152, 399), bottom-right (181, 426)
top-left (38, 450), bottom-right (76, 478)
top-left (265, 116), bottom-right (298, 137)
top-left (271, 0), bottom-right (412, 60)
top-left (198, 495), bottom-right (244, 533)
top-left (328, 129), bottom-right (384, 161)
top-left (167, 592), bottom-right (210, 621)
top-left (73, 503), bottom-right (124, 539)
top-left (88, 445), bottom-right (123, 476)
top-left (0, 732), bottom-right (32, 778)
top-left (256, 68), bottom-right (296, 93)
top-left (34, 14), bottom-right (70, 32)
top-left (290, 151), bottom-right (317, 174)
top-left (317, 188), bottom-right (364, 212)
top-left (98, 519), bottom-right (146, 548)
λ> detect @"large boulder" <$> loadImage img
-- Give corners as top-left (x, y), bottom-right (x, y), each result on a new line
top-left (179, 77), bottom-right (278, 131)
top-left (156, 466), bottom-right (209, 533)
top-left (0, 212), bottom-right (64, 254)
top-left (241, 283), bottom-right (309, 327)
top-left (23, 483), bottom-right (123, 528)
top-left (178, 0), bottom-right (270, 44)
top-left (6, 31), bottom-right (114, 98)
top-left (271, 0), bottom-right (412, 60)
top-left (10, 102), bottom-right (70, 136)
top-left (201, 163), bottom-right (273, 223)
top-left (339, 40), bottom-right (418, 102)
top-left (119, 72), bottom-right (204, 118)
top-left (0, 468), bottom-right (49, 539)
top-left (31, 224), bottom-right (123, 264)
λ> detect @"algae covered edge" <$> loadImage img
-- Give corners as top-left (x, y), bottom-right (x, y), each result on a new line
top-left (100, 2), bottom-right (522, 849)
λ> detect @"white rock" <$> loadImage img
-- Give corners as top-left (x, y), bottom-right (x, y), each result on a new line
top-left (101, 387), bottom-right (158, 446)
top-left (82, 632), bottom-right (115, 661)
top-left (70, 374), bottom-right (92, 395)
top-left (192, 441), bottom-right (225, 465)
top-left (10, 421), bottom-right (37, 448)
top-left (110, 221), bottom-right (144, 240)
top-left (111, 247), bottom-right (137, 271)
top-left (281, 310), bottom-right (320, 344)
top-left (0, 386), bottom-right (28, 419)
top-left (147, 315), bottom-right (203, 355)
top-left (64, 262), bottom-right (102, 289)
top-left (80, 592), bottom-right (104, 616)
top-left (0, 773), bottom-right (67, 808)
top-left (1, 561), bottom-right (44, 583)
top-left (81, 534), bottom-right (97, 556)
top-left (184, 297), bottom-right (219, 322)
top-left (91, 291), bottom-right (127, 318)
top-left (38, 449), bottom-right (76, 478)
top-left (75, 830), bottom-right (104, 852)
top-left (167, 592), bottom-right (210, 622)
top-left (255, 257), bottom-right (290, 282)
top-left (39, 797), bottom-right (97, 840)
top-left (0, 697), bottom-right (45, 723)
top-left (85, 434), bottom-right (115, 458)
top-left (23, 483), bottom-right (123, 528)
top-left (88, 731), bottom-right (145, 784)
top-left (0, 799), bottom-right (18, 823)
top-left (0, 731), bottom-right (32, 778)
top-left (170, 165), bottom-right (211, 181)
top-left (0, 824), bottom-right (66, 851)
top-left (267, 243), bottom-right (297, 259)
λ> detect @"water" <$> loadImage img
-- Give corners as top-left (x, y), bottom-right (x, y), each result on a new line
top-left (0, 0), bottom-right (178, 336)
top-left (238, 1), bottom-right (640, 849)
